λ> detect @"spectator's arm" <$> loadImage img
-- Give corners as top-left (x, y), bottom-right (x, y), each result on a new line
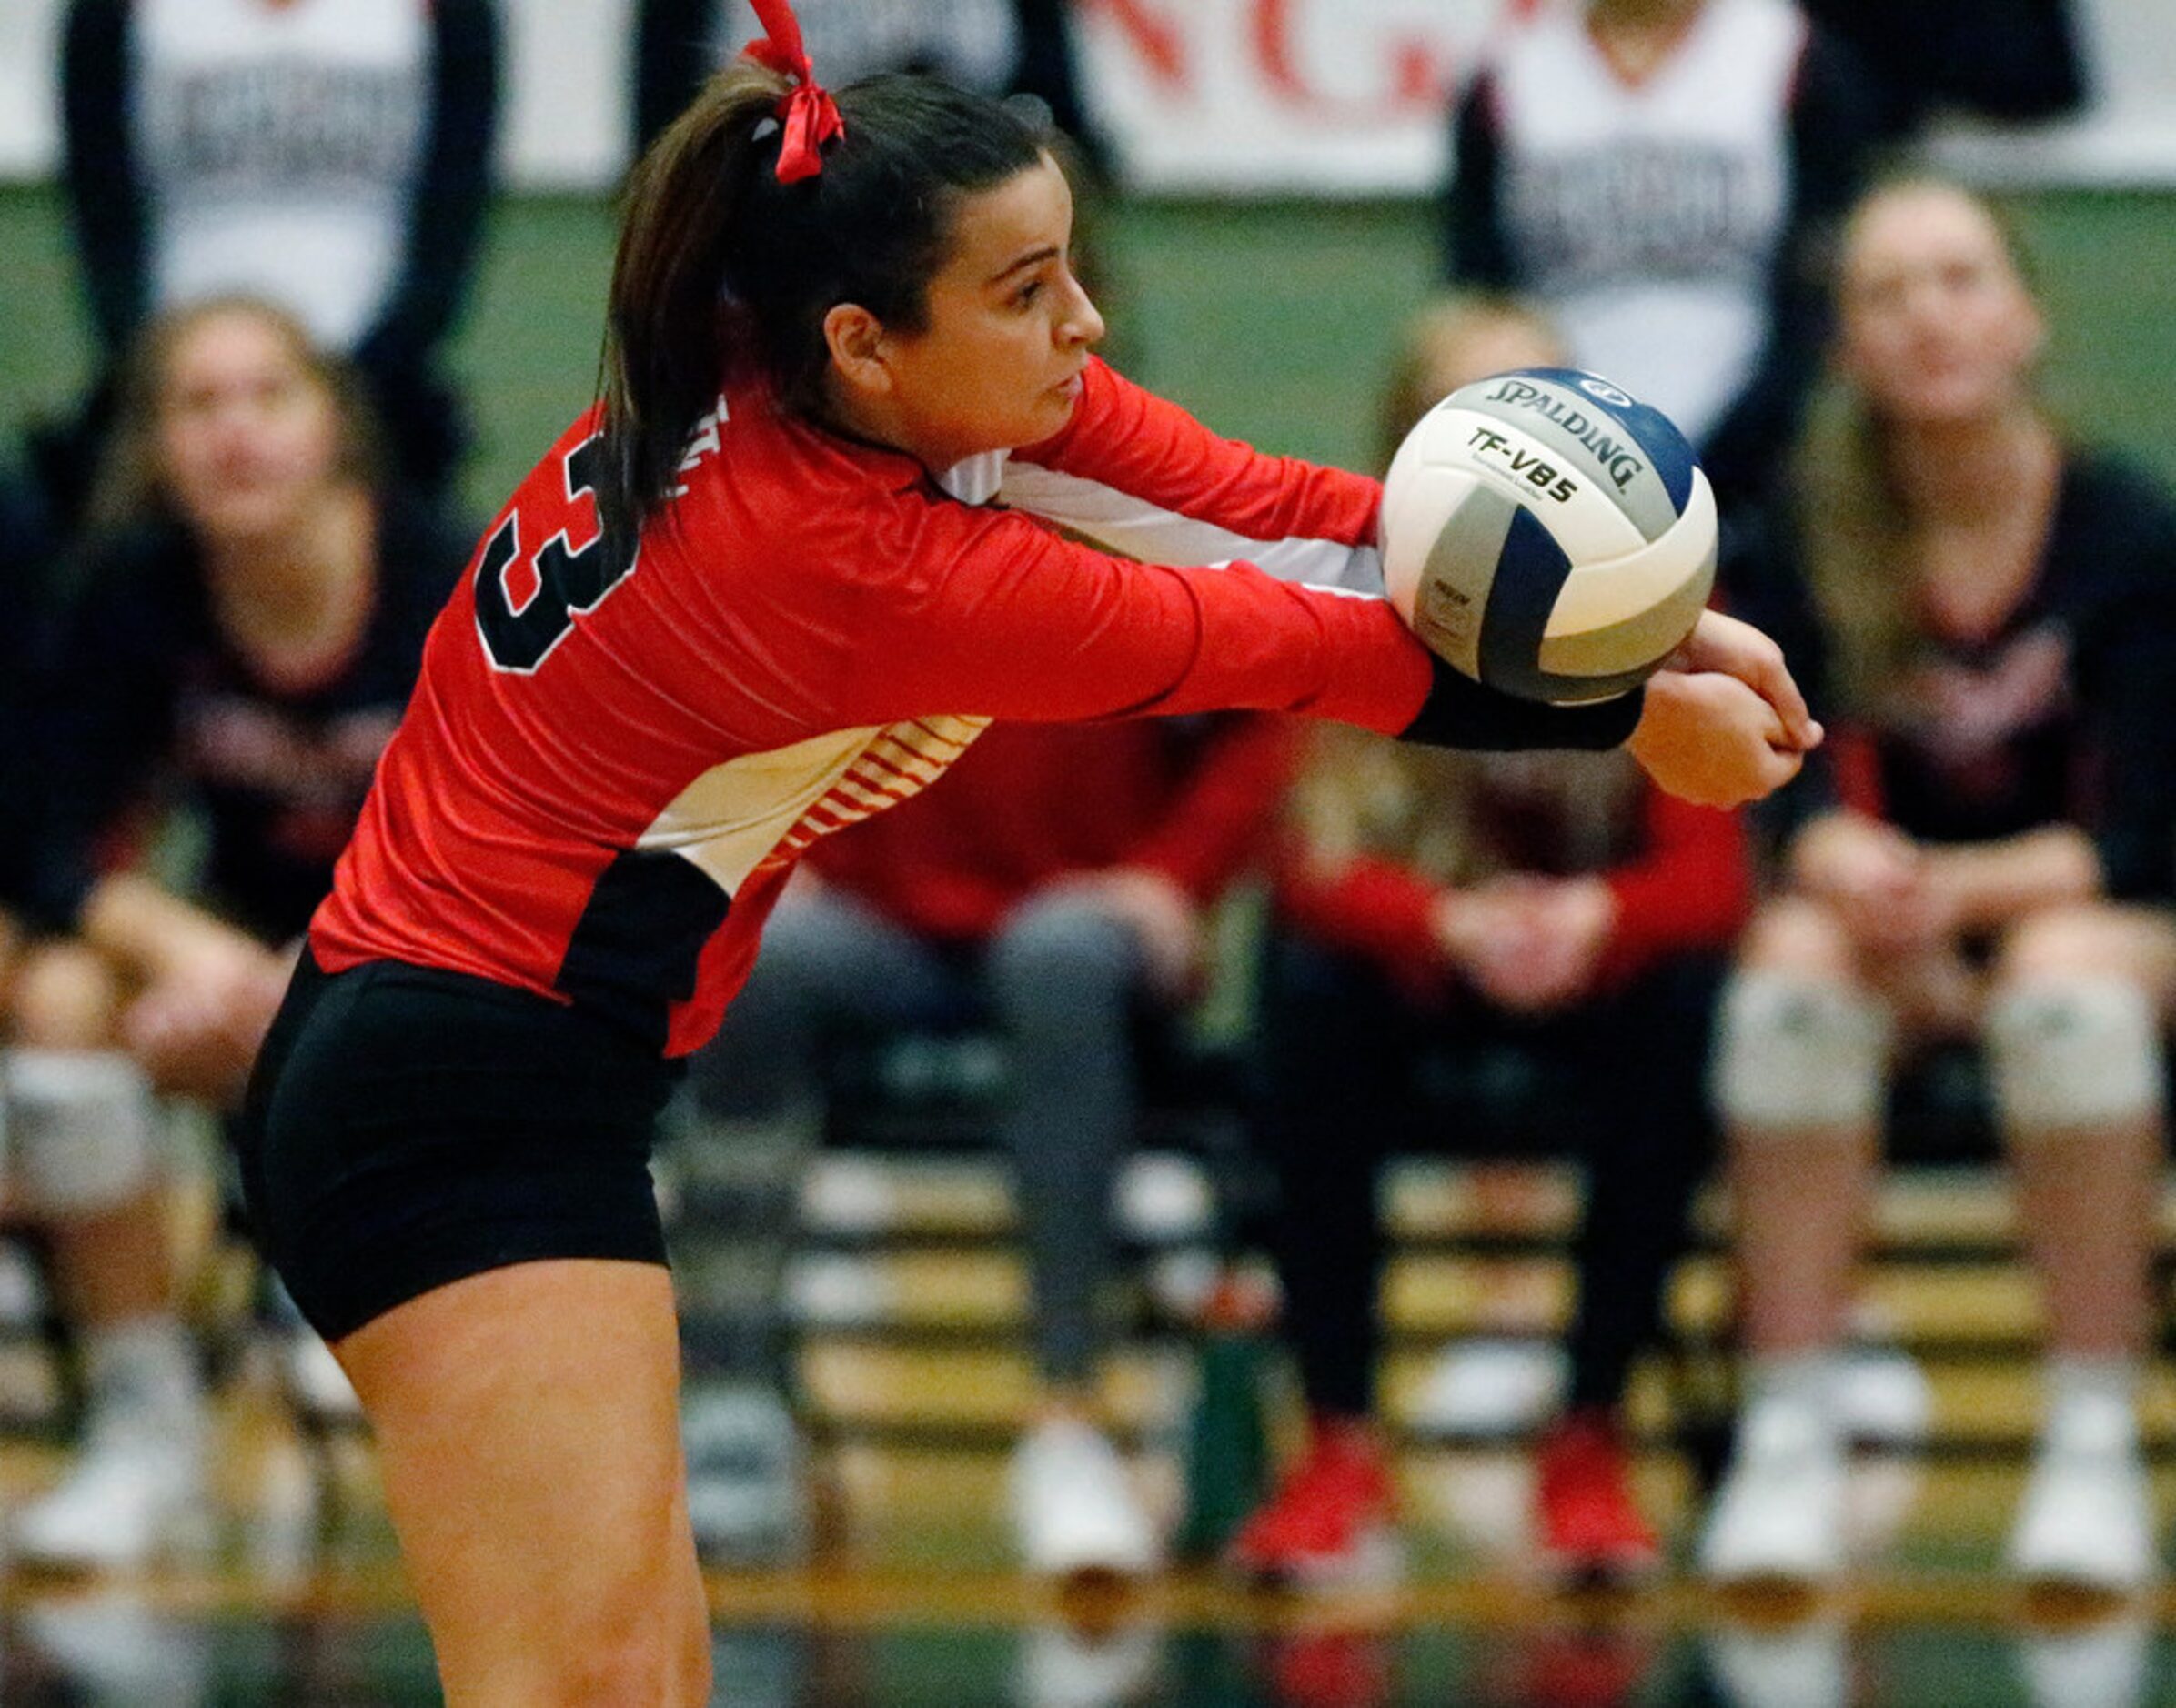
top-left (633, 0), bottom-right (720, 155)
top-left (1923, 826), bottom-right (2100, 931)
top-left (1718, 496), bottom-right (1846, 855)
top-left (60, 0), bottom-right (147, 357)
top-left (1800, 0), bottom-right (2087, 132)
top-left (358, 0), bottom-right (499, 374)
top-left (1441, 71), bottom-right (1514, 286)
top-left (1274, 847), bottom-right (1446, 994)
top-left (1698, 30), bottom-right (1881, 508)
top-left (2078, 568), bottom-right (2176, 905)
top-left (1011, 0), bottom-right (1114, 177)
top-left (10, 555), bottom-right (184, 935)
top-left (1599, 789), bottom-right (1751, 983)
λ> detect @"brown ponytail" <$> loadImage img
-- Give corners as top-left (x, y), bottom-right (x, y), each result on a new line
top-left (598, 65), bottom-right (1046, 559)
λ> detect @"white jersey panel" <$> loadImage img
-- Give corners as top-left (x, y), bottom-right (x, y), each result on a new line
top-left (634, 715), bottom-right (990, 895)
top-left (994, 459), bottom-right (1386, 595)
top-left (136, 0), bottom-right (432, 349)
top-left (1491, 0), bottom-right (1805, 446)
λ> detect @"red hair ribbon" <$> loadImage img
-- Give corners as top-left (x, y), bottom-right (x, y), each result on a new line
top-left (743, 0), bottom-right (844, 184)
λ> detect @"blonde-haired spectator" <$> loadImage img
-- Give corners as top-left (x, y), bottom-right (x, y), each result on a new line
top-left (1701, 177), bottom-right (2176, 1592)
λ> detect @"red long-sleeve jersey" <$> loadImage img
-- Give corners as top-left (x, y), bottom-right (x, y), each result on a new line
top-left (310, 358), bottom-right (1636, 1054)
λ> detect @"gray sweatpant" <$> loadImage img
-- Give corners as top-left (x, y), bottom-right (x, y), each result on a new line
top-left (691, 886), bottom-right (1151, 1386)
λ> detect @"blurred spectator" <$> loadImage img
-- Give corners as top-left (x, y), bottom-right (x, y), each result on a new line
top-left (692, 714), bottom-right (1296, 1577)
top-left (0, 296), bottom-right (467, 1570)
top-left (1225, 296), bottom-right (1748, 1587)
top-left (1799, 0), bottom-right (2088, 139)
top-left (635, 0), bottom-right (1110, 173)
top-left (1700, 177), bottom-right (2176, 1593)
top-left (1442, 0), bottom-right (1883, 511)
top-left (36, 0), bottom-right (499, 522)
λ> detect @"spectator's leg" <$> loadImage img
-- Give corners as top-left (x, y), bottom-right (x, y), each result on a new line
top-left (1989, 901), bottom-right (2176, 1590)
top-left (1536, 955), bottom-right (1726, 1579)
top-left (1251, 939), bottom-right (1410, 1422)
top-left (671, 889), bottom-right (960, 1561)
top-left (1563, 954), bottom-right (1726, 1414)
top-left (1713, 899), bottom-right (1889, 1360)
top-left (1225, 936), bottom-right (1409, 1582)
top-left (5, 941), bottom-right (210, 1569)
top-left (986, 891), bottom-right (1160, 1576)
top-left (685, 886), bottom-right (957, 1129)
top-left (1700, 898), bottom-right (1890, 1584)
top-left (987, 892), bottom-right (1147, 1399)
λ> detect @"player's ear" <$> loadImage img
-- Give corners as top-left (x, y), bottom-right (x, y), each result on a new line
top-left (822, 303), bottom-right (893, 397)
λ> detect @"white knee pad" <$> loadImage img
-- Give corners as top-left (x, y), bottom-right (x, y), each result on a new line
top-left (1986, 977), bottom-right (2163, 1136)
top-left (1712, 973), bottom-right (1890, 1132)
top-left (3, 1050), bottom-right (160, 1215)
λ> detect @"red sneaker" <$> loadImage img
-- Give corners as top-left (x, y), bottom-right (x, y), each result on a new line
top-left (1226, 1422), bottom-right (1401, 1587)
top-left (1534, 1409), bottom-right (1661, 1583)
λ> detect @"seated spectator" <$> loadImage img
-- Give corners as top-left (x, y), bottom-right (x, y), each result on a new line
top-left (0, 296), bottom-right (468, 1570)
top-left (1226, 295), bottom-right (1749, 1586)
top-left (1442, 0), bottom-right (1883, 511)
top-left (1700, 177), bottom-right (2176, 1592)
top-left (38, 0), bottom-right (499, 520)
top-left (691, 713), bottom-right (1296, 1578)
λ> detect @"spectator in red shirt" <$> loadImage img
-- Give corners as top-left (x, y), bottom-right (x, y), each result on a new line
top-left (693, 714), bottom-right (1294, 1575)
top-left (1228, 296), bottom-right (1750, 1588)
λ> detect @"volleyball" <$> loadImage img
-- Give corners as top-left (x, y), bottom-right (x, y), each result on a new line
top-left (1379, 367), bottom-right (1718, 705)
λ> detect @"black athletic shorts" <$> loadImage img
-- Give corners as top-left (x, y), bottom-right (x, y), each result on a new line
top-left (235, 950), bottom-right (681, 1341)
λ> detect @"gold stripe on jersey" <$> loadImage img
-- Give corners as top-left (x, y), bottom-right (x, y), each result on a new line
top-left (635, 716), bottom-right (991, 897)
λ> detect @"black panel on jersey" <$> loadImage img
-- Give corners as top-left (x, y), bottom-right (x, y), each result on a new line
top-left (555, 849), bottom-right (733, 1050)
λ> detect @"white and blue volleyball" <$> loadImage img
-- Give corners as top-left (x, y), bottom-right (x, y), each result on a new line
top-left (1380, 367), bottom-right (1717, 705)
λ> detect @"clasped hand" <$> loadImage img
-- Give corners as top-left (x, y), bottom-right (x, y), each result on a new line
top-left (1625, 610), bottom-right (1821, 809)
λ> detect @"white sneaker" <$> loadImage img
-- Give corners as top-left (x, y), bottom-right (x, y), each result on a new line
top-left (1410, 1340), bottom-right (1567, 1437)
top-left (15, 1423), bottom-right (211, 1572)
top-left (1008, 1419), bottom-right (1160, 1580)
top-left (1699, 1397), bottom-right (1847, 1586)
top-left (2008, 1430), bottom-right (2157, 1592)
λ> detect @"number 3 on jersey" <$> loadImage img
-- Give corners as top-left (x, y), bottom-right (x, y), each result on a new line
top-left (473, 434), bottom-right (637, 673)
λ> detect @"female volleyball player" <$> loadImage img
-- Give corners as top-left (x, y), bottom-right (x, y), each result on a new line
top-left (239, 3), bottom-right (1816, 1697)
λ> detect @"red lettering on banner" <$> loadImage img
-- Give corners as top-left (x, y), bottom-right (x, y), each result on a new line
top-left (1079, 0), bottom-right (1190, 91)
top-left (1248, 0), bottom-right (1472, 117)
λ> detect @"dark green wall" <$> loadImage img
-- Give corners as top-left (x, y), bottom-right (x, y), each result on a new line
top-left (3, 185), bottom-right (2171, 523)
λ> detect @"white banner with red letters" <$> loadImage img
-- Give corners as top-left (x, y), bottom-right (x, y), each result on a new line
top-left (1, 0), bottom-right (2172, 190)
top-left (1072, 0), bottom-right (2176, 193)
